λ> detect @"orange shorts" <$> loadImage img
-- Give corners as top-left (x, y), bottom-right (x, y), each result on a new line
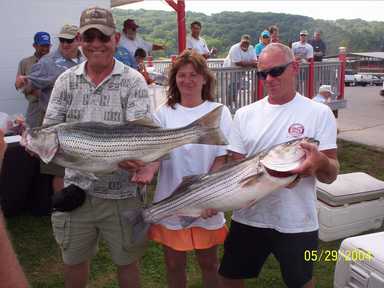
top-left (148, 223), bottom-right (228, 252)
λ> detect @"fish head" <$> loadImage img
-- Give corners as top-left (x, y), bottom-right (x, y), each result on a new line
top-left (21, 126), bottom-right (59, 163)
top-left (260, 137), bottom-right (319, 172)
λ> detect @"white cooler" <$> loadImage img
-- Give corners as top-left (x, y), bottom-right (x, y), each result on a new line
top-left (316, 172), bottom-right (384, 242)
top-left (334, 232), bottom-right (384, 288)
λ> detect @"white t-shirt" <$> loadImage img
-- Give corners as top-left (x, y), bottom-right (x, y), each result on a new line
top-left (291, 41), bottom-right (314, 61)
top-left (223, 43), bottom-right (256, 67)
top-left (119, 34), bottom-right (152, 56)
top-left (186, 36), bottom-right (210, 55)
top-left (153, 101), bottom-right (233, 230)
top-left (228, 93), bottom-right (337, 233)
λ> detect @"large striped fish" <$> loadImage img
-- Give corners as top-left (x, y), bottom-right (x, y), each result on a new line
top-left (141, 137), bottom-right (318, 225)
top-left (20, 106), bottom-right (227, 174)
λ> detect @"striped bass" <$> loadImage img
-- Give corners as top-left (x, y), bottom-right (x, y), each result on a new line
top-left (142, 137), bottom-right (318, 225)
top-left (20, 106), bottom-right (227, 174)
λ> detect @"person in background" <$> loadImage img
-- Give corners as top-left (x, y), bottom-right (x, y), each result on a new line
top-left (186, 21), bottom-right (216, 59)
top-left (134, 48), bottom-right (155, 85)
top-left (291, 30), bottom-right (314, 63)
top-left (313, 85), bottom-right (333, 104)
top-left (219, 43), bottom-right (339, 288)
top-left (15, 31), bottom-right (51, 128)
top-left (132, 50), bottom-right (232, 288)
top-left (308, 30), bottom-right (326, 62)
top-left (119, 18), bottom-right (165, 56)
top-left (268, 25), bottom-right (280, 43)
top-left (15, 24), bottom-right (82, 194)
top-left (255, 30), bottom-right (271, 58)
top-left (115, 44), bottom-right (137, 69)
top-left (44, 7), bottom-right (154, 287)
top-left (0, 130), bottom-right (29, 288)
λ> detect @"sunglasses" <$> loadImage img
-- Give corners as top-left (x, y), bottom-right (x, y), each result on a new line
top-left (257, 62), bottom-right (293, 80)
top-left (300, 34), bottom-right (307, 37)
top-left (82, 30), bottom-right (111, 43)
top-left (59, 38), bottom-right (75, 44)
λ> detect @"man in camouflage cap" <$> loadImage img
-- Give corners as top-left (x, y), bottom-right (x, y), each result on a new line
top-left (43, 7), bottom-right (154, 287)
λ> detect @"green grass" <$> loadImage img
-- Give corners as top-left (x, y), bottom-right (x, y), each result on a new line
top-left (5, 140), bottom-right (384, 287)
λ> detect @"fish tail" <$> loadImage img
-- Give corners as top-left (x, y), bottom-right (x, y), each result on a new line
top-left (190, 105), bottom-right (228, 146)
top-left (122, 209), bottom-right (150, 244)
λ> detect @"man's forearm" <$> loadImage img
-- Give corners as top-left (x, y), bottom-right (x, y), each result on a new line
top-left (316, 155), bottom-right (339, 184)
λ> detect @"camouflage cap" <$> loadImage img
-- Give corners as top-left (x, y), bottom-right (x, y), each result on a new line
top-left (79, 6), bottom-right (116, 36)
top-left (57, 24), bottom-right (78, 39)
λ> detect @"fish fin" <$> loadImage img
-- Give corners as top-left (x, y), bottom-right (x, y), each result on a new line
top-left (154, 153), bottom-right (170, 161)
top-left (179, 216), bottom-right (199, 228)
top-left (188, 105), bottom-right (223, 129)
top-left (152, 175), bottom-right (203, 205)
top-left (198, 129), bottom-right (228, 146)
top-left (122, 209), bottom-right (150, 245)
top-left (239, 173), bottom-right (263, 187)
top-left (129, 117), bottom-right (160, 128)
top-left (80, 172), bottom-right (99, 181)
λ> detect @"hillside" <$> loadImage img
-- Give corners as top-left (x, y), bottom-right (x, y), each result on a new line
top-left (112, 9), bottom-right (384, 58)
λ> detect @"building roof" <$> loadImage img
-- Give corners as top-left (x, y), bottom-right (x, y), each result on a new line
top-left (349, 52), bottom-right (384, 60)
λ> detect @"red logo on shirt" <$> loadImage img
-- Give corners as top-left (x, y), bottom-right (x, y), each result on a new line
top-left (288, 123), bottom-right (304, 138)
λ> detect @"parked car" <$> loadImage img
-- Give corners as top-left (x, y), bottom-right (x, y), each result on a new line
top-left (344, 70), bottom-right (355, 86)
top-left (380, 82), bottom-right (384, 97)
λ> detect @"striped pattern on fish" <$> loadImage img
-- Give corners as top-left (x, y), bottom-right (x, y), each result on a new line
top-left (21, 106), bottom-right (228, 174)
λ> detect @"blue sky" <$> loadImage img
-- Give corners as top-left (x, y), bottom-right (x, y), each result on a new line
top-left (119, 1), bottom-right (384, 22)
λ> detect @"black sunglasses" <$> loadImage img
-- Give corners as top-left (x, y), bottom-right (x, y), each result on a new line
top-left (257, 62), bottom-right (293, 80)
top-left (59, 38), bottom-right (75, 44)
top-left (82, 30), bottom-right (111, 43)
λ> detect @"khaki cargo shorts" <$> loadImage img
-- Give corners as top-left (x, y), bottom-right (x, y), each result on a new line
top-left (51, 194), bottom-right (148, 266)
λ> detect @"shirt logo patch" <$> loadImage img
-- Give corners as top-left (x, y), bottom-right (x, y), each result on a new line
top-left (288, 123), bottom-right (304, 138)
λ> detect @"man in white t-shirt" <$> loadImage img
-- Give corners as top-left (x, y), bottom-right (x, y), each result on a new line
top-left (219, 43), bottom-right (339, 288)
top-left (291, 30), bottom-right (314, 63)
top-left (119, 18), bottom-right (165, 56)
top-left (186, 21), bottom-right (215, 59)
top-left (223, 35), bottom-right (257, 103)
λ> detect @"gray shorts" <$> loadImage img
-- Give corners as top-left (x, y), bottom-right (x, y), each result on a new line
top-left (51, 194), bottom-right (148, 266)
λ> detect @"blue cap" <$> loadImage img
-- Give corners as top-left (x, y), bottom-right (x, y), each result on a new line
top-left (34, 32), bottom-right (51, 45)
top-left (261, 30), bottom-right (270, 38)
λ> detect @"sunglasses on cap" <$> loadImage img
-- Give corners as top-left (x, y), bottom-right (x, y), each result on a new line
top-left (257, 62), bottom-right (293, 80)
top-left (59, 38), bottom-right (75, 44)
top-left (82, 30), bottom-right (111, 43)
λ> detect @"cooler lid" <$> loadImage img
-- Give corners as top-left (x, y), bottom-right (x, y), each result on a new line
top-left (341, 232), bottom-right (384, 269)
top-left (317, 172), bottom-right (384, 206)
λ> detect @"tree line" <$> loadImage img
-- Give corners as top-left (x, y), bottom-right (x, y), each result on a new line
top-left (112, 9), bottom-right (384, 58)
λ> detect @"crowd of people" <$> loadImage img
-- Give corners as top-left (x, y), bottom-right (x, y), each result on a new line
top-left (1, 6), bottom-right (340, 288)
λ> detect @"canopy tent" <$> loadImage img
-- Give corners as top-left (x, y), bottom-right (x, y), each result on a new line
top-left (111, 0), bottom-right (186, 53)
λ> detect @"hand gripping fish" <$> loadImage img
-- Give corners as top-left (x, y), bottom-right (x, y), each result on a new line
top-left (125, 137), bottom-right (319, 238)
top-left (21, 106), bottom-right (228, 174)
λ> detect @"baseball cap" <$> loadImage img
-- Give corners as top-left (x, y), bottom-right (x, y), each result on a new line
top-left (261, 30), bottom-right (270, 38)
top-left (241, 34), bottom-right (251, 43)
top-left (319, 85), bottom-right (334, 94)
top-left (300, 30), bottom-right (308, 36)
top-left (57, 24), bottom-right (78, 39)
top-left (34, 32), bottom-right (51, 45)
top-left (124, 19), bottom-right (139, 30)
top-left (78, 6), bottom-right (116, 36)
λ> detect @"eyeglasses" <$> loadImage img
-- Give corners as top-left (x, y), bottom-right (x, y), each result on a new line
top-left (257, 62), bottom-right (293, 80)
top-left (59, 38), bottom-right (75, 44)
top-left (82, 30), bottom-right (111, 43)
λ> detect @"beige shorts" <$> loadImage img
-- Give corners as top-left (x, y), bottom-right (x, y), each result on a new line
top-left (51, 194), bottom-right (148, 266)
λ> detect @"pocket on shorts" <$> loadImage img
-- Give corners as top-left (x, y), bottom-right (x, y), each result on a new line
top-left (51, 211), bottom-right (71, 250)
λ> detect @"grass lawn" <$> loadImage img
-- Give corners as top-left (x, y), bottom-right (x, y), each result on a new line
top-left (5, 140), bottom-right (384, 287)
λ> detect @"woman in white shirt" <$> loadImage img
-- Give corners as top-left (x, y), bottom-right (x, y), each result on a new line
top-left (135, 50), bottom-right (232, 288)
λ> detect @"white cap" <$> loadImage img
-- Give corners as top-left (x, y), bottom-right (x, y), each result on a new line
top-left (318, 85), bottom-right (334, 94)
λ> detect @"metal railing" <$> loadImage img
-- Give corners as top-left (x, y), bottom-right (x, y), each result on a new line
top-left (149, 58), bottom-right (346, 113)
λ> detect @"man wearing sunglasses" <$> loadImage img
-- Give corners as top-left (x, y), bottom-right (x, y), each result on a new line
top-left (119, 18), bottom-right (165, 57)
top-left (15, 24), bottom-right (83, 199)
top-left (219, 43), bottom-right (339, 288)
top-left (42, 7), bottom-right (154, 288)
top-left (292, 30), bottom-right (314, 63)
